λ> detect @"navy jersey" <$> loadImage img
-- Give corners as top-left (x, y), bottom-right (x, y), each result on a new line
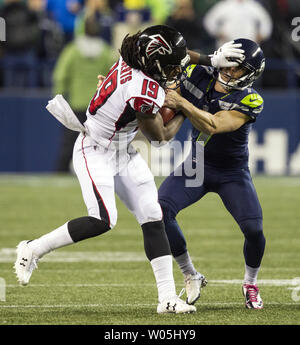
top-left (180, 65), bottom-right (264, 169)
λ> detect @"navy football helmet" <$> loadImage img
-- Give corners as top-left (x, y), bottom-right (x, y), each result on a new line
top-left (216, 38), bottom-right (265, 90)
top-left (137, 25), bottom-right (190, 87)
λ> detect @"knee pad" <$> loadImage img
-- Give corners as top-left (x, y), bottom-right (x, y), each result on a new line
top-left (141, 220), bottom-right (171, 261)
top-left (68, 216), bottom-right (111, 242)
top-left (239, 218), bottom-right (264, 240)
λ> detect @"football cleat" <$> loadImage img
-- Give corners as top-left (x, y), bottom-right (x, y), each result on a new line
top-left (183, 272), bottom-right (207, 305)
top-left (14, 240), bottom-right (39, 286)
top-left (157, 296), bottom-right (196, 314)
top-left (242, 284), bottom-right (263, 309)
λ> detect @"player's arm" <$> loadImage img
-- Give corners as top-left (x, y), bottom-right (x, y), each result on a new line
top-left (164, 89), bottom-right (250, 135)
top-left (187, 108), bottom-right (250, 135)
top-left (188, 41), bottom-right (244, 68)
top-left (136, 111), bottom-right (185, 143)
top-left (188, 50), bottom-right (211, 66)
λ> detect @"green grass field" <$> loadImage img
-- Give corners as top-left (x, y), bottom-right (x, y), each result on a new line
top-left (0, 174), bottom-right (299, 325)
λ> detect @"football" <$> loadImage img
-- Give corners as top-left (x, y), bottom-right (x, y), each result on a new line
top-left (160, 106), bottom-right (176, 125)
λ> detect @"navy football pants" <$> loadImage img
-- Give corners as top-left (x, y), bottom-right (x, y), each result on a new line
top-left (158, 161), bottom-right (266, 268)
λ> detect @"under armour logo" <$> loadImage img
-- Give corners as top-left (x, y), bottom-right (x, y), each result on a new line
top-left (146, 34), bottom-right (172, 58)
top-left (166, 302), bottom-right (176, 311)
top-left (19, 258), bottom-right (28, 266)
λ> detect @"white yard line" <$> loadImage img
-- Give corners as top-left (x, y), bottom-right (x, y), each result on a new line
top-left (0, 174), bottom-right (78, 187)
top-left (0, 303), bottom-right (156, 308)
top-left (1, 248), bottom-right (300, 287)
top-left (3, 280), bottom-right (300, 288)
top-left (2, 247), bottom-right (300, 289)
top-left (0, 248), bottom-right (147, 262)
top-left (209, 279), bottom-right (300, 286)
top-left (0, 301), bottom-right (298, 309)
top-left (6, 283), bottom-right (155, 287)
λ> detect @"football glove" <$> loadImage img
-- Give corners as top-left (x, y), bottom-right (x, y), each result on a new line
top-left (210, 41), bottom-right (245, 68)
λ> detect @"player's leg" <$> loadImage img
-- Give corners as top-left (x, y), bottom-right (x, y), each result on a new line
top-left (115, 150), bottom-right (196, 313)
top-left (30, 134), bottom-right (117, 253)
top-left (217, 168), bottom-right (265, 309)
top-left (15, 134), bottom-right (117, 285)
top-left (158, 160), bottom-right (208, 304)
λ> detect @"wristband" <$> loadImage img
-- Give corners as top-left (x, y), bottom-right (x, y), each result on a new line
top-left (198, 54), bottom-right (212, 66)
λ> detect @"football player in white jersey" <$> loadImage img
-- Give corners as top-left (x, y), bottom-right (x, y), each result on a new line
top-left (14, 25), bottom-right (244, 314)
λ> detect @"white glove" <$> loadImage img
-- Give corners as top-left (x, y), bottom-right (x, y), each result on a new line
top-left (210, 41), bottom-right (245, 68)
top-left (46, 95), bottom-right (88, 134)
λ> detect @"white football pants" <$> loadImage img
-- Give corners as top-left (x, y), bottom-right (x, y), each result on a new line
top-left (73, 133), bottom-right (162, 228)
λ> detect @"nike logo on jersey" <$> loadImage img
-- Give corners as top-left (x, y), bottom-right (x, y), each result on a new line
top-left (241, 93), bottom-right (263, 108)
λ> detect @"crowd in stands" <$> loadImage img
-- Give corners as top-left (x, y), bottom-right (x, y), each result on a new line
top-left (0, 0), bottom-right (299, 90)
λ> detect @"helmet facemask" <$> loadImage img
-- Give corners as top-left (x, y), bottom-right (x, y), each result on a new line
top-left (217, 65), bottom-right (254, 91)
top-left (157, 54), bottom-right (191, 89)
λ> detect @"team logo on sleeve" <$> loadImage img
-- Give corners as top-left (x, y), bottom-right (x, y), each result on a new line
top-left (140, 102), bottom-right (153, 113)
top-left (146, 35), bottom-right (172, 58)
top-left (134, 97), bottom-right (154, 114)
top-left (133, 97), bottom-right (157, 114)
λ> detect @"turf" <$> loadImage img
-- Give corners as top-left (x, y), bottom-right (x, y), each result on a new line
top-left (0, 174), bottom-right (299, 325)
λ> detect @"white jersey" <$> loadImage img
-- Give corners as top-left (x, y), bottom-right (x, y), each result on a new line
top-left (85, 57), bottom-right (165, 149)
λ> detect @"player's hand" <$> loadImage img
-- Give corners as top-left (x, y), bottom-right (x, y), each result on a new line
top-left (210, 41), bottom-right (245, 68)
top-left (97, 74), bottom-right (105, 89)
top-left (164, 89), bottom-right (182, 109)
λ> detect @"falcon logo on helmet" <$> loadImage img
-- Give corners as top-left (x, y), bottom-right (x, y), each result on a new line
top-left (146, 34), bottom-right (173, 58)
top-left (136, 25), bottom-right (189, 88)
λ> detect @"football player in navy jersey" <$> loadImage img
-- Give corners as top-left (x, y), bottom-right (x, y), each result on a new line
top-left (159, 39), bottom-right (266, 309)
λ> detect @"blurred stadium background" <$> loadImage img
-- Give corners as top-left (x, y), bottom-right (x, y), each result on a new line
top-left (0, 0), bottom-right (299, 174)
